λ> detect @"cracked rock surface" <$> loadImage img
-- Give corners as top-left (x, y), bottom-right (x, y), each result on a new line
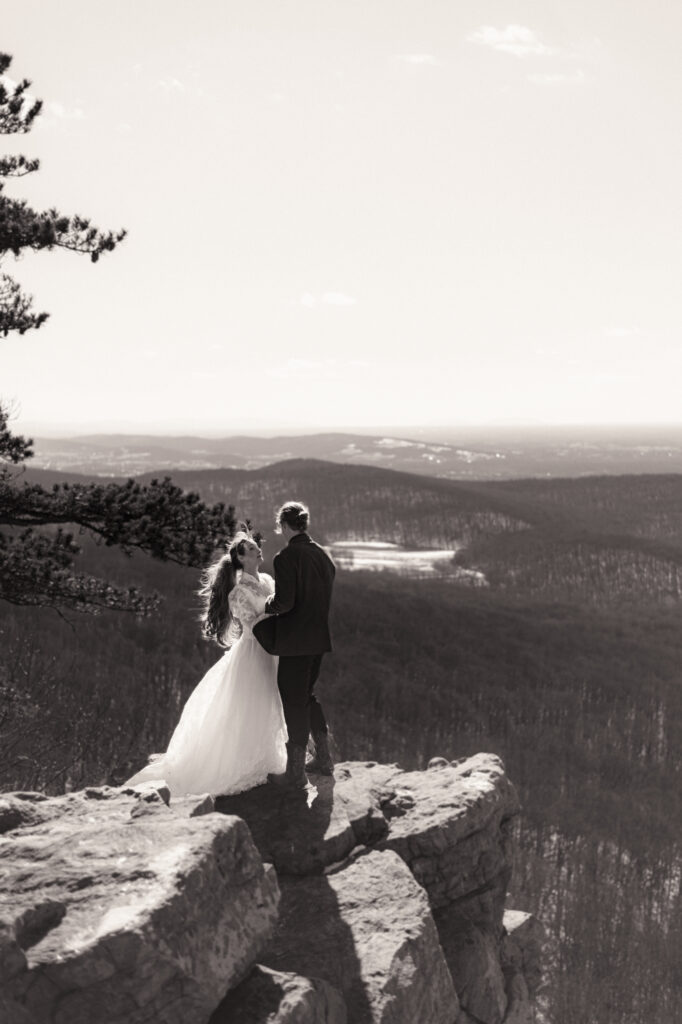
top-left (0, 787), bottom-right (279, 1024)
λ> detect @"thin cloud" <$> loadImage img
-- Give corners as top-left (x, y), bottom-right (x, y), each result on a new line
top-left (155, 75), bottom-right (208, 100)
top-left (393, 54), bottom-right (442, 67)
top-left (467, 25), bottom-right (556, 58)
top-left (297, 292), bottom-right (357, 309)
top-left (528, 69), bottom-right (586, 87)
top-left (156, 77), bottom-right (186, 93)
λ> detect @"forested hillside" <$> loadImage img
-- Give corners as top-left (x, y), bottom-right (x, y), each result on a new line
top-left (132, 459), bottom-right (682, 605)
top-left (138, 459), bottom-right (534, 549)
top-left (4, 461), bottom-right (682, 1022)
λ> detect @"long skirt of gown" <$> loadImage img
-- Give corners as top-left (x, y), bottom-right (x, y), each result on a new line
top-left (126, 635), bottom-right (287, 797)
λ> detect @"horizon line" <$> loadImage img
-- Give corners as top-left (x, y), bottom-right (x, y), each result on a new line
top-left (21, 421), bottom-right (682, 440)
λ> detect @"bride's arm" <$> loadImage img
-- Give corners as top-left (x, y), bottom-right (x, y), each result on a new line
top-left (228, 589), bottom-right (260, 626)
top-left (228, 585), bottom-right (264, 630)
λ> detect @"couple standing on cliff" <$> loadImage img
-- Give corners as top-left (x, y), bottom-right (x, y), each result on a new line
top-left (127, 501), bottom-right (336, 796)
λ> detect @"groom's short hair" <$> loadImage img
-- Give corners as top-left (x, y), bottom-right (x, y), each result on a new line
top-left (276, 501), bottom-right (309, 533)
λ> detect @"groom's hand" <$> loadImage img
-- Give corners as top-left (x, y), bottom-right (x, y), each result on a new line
top-left (266, 550), bottom-right (296, 615)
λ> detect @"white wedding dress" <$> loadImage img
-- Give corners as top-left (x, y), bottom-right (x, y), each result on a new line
top-left (126, 572), bottom-right (287, 797)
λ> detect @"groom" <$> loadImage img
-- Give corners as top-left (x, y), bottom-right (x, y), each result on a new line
top-left (254, 500), bottom-right (336, 790)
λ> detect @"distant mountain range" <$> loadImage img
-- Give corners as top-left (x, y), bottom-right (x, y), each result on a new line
top-left (28, 427), bottom-right (682, 479)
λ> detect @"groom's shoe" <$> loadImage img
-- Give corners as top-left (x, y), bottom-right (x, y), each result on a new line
top-left (268, 742), bottom-right (308, 790)
top-left (305, 730), bottom-right (334, 776)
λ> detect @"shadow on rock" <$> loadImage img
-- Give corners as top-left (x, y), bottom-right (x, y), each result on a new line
top-left (261, 854), bottom-right (375, 1023)
top-left (216, 776), bottom-right (352, 875)
top-left (261, 847), bottom-right (457, 1024)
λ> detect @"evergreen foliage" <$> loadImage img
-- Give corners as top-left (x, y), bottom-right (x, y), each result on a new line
top-left (0, 54), bottom-right (237, 612)
top-left (0, 53), bottom-right (125, 336)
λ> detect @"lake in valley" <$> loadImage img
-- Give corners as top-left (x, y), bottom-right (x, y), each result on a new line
top-left (329, 541), bottom-right (487, 584)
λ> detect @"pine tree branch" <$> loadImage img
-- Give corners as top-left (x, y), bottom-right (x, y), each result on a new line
top-left (0, 477), bottom-right (236, 566)
top-left (0, 402), bottom-right (33, 463)
top-left (0, 197), bottom-right (127, 260)
top-left (0, 532), bottom-right (160, 614)
top-left (0, 155), bottom-right (40, 179)
top-left (0, 54), bottom-right (43, 135)
top-left (0, 273), bottom-right (48, 336)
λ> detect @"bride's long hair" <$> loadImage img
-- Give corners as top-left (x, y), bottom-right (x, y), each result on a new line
top-left (199, 532), bottom-right (251, 646)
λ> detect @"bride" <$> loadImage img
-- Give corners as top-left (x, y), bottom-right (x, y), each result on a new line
top-left (126, 532), bottom-right (287, 797)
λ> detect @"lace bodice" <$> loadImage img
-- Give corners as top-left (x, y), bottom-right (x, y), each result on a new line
top-left (227, 572), bottom-right (274, 643)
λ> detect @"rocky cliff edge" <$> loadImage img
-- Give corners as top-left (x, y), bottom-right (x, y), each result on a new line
top-left (0, 753), bottom-right (543, 1024)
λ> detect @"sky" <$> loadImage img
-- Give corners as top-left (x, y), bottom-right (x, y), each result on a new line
top-left (1, 1), bottom-right (681, 435)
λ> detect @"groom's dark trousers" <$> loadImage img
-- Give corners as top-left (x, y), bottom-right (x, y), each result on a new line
top-left (277, 654), bottom-right (326, 748)
top-left (258, 532), bottom-right (335, 748)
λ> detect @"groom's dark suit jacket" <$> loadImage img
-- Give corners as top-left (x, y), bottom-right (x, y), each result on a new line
top-left (260, 533), bottom-right (335, 656)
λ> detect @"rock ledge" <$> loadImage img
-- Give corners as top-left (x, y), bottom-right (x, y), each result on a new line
top-left (1, 755), bottom-right (542, 1024)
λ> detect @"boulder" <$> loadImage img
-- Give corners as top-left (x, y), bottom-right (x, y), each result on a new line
top-left (211, 964), bottom-right (347, 1023)
top-left (0, 792), bottom-right (50, 834)
top-left (329, 756), bottom-right (525, 1024)
top-left (340, 754), bottom-right (520, 923)
top-left (263, 849), bottom-right (459, 1024)
top-left (0, 787), bottom-right (279, 1024)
